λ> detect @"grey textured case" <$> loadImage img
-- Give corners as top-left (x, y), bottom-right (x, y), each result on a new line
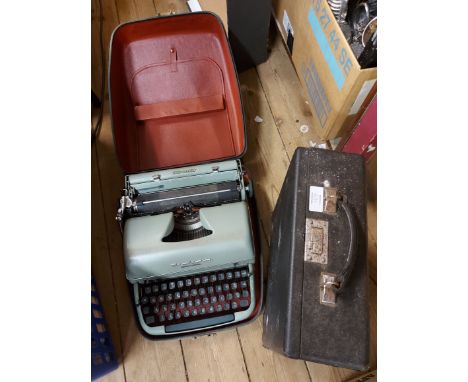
top-left (262, 147), bottom-right (369, 371)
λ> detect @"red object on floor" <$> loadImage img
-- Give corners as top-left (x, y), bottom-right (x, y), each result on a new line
top-left (342, 95), bottom-right (377, 161)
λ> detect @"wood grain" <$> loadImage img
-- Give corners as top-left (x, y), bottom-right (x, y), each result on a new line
top-left (91, 0), bottom-right (120, 97)
top-left (182, 330), bottom-right (250, 382)
top-left (255, 33), bottom-right (324, 159)
top-left (239, 68), bottom-right (291, 243)
top-left (238, 317), bottom-right (312, 382)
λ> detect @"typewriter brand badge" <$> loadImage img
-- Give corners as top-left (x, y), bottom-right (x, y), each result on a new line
top-left (170, 258), bottom-right (212, 268)
top-left (304, 218), bottom-right (328, 264)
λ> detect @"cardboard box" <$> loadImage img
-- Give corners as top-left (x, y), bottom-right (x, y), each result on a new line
top-left (273, 0), bottom-right (377, 140)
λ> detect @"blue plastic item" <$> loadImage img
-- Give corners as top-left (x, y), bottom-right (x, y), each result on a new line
top-left (91, 277), bottom-right (118, 381)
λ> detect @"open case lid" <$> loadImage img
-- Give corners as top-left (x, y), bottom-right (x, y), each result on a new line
top-left (109, 12), bottom-right (246, 174)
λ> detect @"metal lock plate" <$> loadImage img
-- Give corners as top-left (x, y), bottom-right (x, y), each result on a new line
top-left (304, 219), bottom-right (328, 264)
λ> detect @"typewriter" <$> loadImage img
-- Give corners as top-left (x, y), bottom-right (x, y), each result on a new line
top-left (109, 13), bottom-right (262, 338)
top-left (116, 160), bottom-right (260, 337)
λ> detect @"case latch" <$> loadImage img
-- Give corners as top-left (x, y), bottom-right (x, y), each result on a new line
top-left (324, 187), bottom-right (338, 214)
top-left (320, 272), bottom-right (339, 307)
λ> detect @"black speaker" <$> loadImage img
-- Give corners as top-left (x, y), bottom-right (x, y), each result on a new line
top-left (227, 0), bottom-right (271, 72)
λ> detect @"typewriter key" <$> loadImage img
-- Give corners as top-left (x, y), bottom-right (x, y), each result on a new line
top-left (150, 296), bottom-right (157, 304)
top-left (159, 314), bottom-right (166, 322)
top-left (182, 290), bottom-right (189, 298)
top-left (217, 273), bottom-right (225, 281)
top-left (191, 289), bottom-right (198, 297)
top-left (161, 283), bottom-right (167, 291)
top-left (141, 296), bottom-right (149, 304)
top-left (216, 304), bottom-right (223, 312)
top-left (175, 311), bottom-right (181, 320)
top-left (234, 271), bottom-right (241, 279)
top-left (170, 303), bottom-right (176, 311)
top-left (211, 296), bottom-right (217, 304)
top-left (169, 282), bottom-right (176, 290)
top-left (219, 295), bottom-right (225, 302)
top-left (174, 292), bottom-right (181, 299)
top-left (207, 286), bottom-right (214, 294)
top-left (200, 307), bottom-right (206, 315)
top-left (152, 285), bottom-right (159, 293)
top-left (158, 295), bottom-right (165, 303)
top-left (192, 309), bottom-right (198, 316)
top-left (224, 303), bottom-right (230, 311)
top-left (241, 269), bottom-right (248, 278)
top-left (168, 313), bottom-right (174, 321)
top-left (185, 279), bottom-right (192, 287)
top-left (240, 281), bottom-right (248, 288)
top-left (183, 310), bottom-right (190, 318)
top-left (239, 300), bottom-right (249, 308)
top-left (142, 306), bottom-right (150, 315)
top-left (208, 306), bottom-right (215, 314)
top-left (202, 276), bottom-right (209, 284)
top-left (231, 282), bottom-right (238, 290)
top-left (187, 300), bottom-right (193, 307)
top-left (231, 301), bottom-right (238, 309)
top-left (177, 280), bottom-right (184, 288)
top-left (166, 293), bottom-right (173, 301)
top-left (227, 293), bottom-right (233, 300)
top-left (194, 277), bottom-right (201, 286)
top-left (199, 288), bottom-right (206, 296)
top-left (145, 316), bottom-right (155, 325)
top-left (210, 274), bottom-right (217, 282)
top-left (178, 301), bottom-right (185, 309)
top-left (223, 283), bottom-right (230, 291)
top-left (242, 290), bottom-right (249, 298)
top-left (215, 285), bottom-right (222, 293)
top-left (203, 297), bottom-right (209, 305)
top-left (144, 286), bottom-right (152, 294)
top-left (194, 299), bottom-right (201, 306)
top-left (226, 272), bottom-right (233, 280)
top-left (235, 292), bottom-right (241, 299)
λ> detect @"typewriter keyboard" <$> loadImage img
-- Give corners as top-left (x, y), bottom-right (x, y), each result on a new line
top-left (138, 266), bottom-right (252, 331)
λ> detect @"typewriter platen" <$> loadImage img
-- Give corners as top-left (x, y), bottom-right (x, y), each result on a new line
top-left (116, 159), bottom-right (259, 337)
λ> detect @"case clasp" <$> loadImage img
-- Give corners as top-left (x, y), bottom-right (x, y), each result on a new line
top-left (320, 272), bottom-right (339, 307)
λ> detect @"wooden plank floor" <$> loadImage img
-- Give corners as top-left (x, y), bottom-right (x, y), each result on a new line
top-left (91, 1), bottom-right (377, 381)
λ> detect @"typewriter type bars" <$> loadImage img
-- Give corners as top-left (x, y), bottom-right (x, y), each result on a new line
top-left (118, 160), bottom-right (257, 335)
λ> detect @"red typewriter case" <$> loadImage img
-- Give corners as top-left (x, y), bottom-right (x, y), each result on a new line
top-left (108, 12), bottom-right (262, 339)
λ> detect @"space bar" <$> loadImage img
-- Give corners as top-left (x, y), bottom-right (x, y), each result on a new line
top-left (165, 314), bottom-right (235, 333)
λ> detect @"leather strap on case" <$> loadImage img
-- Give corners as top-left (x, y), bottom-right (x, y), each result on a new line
top-left (134, 94), bottom-right (225, 121)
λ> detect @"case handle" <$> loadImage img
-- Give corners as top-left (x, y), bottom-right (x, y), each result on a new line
top-left (320, 195), bottom-right (358, 306)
